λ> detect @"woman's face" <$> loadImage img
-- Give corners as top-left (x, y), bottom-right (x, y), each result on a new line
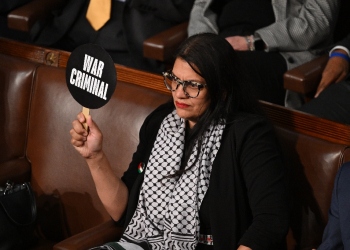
top-left (172, 58), bottom-right (211, 129)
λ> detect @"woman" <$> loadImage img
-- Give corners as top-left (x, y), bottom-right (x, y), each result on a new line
top-left (70, 33), bottom-right (289, 250)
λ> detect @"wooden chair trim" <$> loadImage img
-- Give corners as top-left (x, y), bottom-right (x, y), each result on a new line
top-left (261, 101), bottom-right (350, 145)
top-left (143, 21), bottom-right (188, 62)
top-left (0, 37), bottom-right (47, 63)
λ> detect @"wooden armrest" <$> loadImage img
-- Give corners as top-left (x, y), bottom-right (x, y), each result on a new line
top-left (0, 158), bottom-right (31, 185)
top-left (143, 21), bottom-right (188, 62)
top-left (7, 0), bottom-right (66, 32)
top-left (53, 220), bottom-right (123, 250)
top-left (283, 54), bottom-right (329, 94)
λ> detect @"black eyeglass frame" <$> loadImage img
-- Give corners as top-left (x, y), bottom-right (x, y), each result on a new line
top-left (162, 70), bottom-right (207, 98)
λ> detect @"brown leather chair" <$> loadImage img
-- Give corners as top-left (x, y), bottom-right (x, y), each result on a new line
top-left (0, 53), bottom-right (39, 183)
top-left (1, 38), bottom-right (350, 250)
top-left (27, 65), bottom-right (170, 249)
top-left (143, 22), bottom-right (188, 69)
top-left (0, 38), bottom-right (171, 250)
top-left (7, 0), bottom-right (66, 32)
top-left (262, 102), bottom-right (350, 249)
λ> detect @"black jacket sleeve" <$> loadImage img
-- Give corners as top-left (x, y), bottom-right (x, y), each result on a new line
top-left (335, 33), bottom-right (350, 51)
top-left (235, 115), bottom-right (290, 250)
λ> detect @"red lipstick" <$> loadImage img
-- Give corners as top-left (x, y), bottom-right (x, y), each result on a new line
top-left (175, 101), bottom-right (190, 108)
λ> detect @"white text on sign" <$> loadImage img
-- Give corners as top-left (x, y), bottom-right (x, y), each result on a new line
top-left (69, 54), bottom-right (109, 100)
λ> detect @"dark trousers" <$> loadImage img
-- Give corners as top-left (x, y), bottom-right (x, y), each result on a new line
top-left (298, 80), bottom-right (350, 125)
top-left (236, 50), bottom-right (287, 106)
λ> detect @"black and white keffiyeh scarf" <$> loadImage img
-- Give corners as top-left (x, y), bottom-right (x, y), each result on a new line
top-left (120, 110), bottom-right (225, 250)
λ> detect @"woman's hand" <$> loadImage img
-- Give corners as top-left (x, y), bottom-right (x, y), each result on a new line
top-left (225, 36), bottom-right (249, 51)
top-left (70, 112), bottom-right (103, 159)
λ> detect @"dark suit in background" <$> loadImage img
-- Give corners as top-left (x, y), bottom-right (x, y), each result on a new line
top-left (317, 161), bottom-right (350, 249)
top-left (299, 34), bottom-right (350, 125)
top-left (30, 0), bottom-right (194, 73)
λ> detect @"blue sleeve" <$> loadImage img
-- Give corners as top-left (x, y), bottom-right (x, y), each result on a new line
top-left (236, 115), bottom-right (289, 249)
top-left (317, 165), bottom-right (344, 250)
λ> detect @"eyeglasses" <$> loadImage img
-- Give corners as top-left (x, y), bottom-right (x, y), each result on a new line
top-left (162, 70), bottom-right (207, 98)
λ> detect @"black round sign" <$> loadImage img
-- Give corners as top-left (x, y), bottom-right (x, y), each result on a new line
top-left (66, 44), bottom-right (117, 109)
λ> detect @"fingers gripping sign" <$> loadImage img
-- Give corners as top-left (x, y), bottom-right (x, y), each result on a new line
top-left (66, 43), bottom-right (117, 130)
top-left (70, 113), bottom-right (103, 159)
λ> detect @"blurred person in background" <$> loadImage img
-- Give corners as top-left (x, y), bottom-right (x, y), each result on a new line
top-left (30, 0), bottom-right (194, 73)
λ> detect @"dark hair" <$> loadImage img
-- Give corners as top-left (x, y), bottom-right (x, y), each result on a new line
top-left (169, 33), bottom-right (262, 177)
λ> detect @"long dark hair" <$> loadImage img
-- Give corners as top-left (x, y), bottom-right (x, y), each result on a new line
top-left (170, 33), bottom-right (262, 178)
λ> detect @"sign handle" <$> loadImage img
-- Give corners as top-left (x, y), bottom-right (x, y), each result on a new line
top-left (82, 107), bottom-right (90, 131)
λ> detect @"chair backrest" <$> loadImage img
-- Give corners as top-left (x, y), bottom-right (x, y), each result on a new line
top-left (0, 37), bottom-right (171, 241)
top-left (262, 102), bottom-right (350, 250)
top-left (0, 54), bottom-right (38, 164)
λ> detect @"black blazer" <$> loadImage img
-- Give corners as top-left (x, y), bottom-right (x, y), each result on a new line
top-left (118, 102), bottom-right (289, 250)
top-left (335, 33), bottom-right (350, 51)
top-left (318, 162), bottom-right (350, 250)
